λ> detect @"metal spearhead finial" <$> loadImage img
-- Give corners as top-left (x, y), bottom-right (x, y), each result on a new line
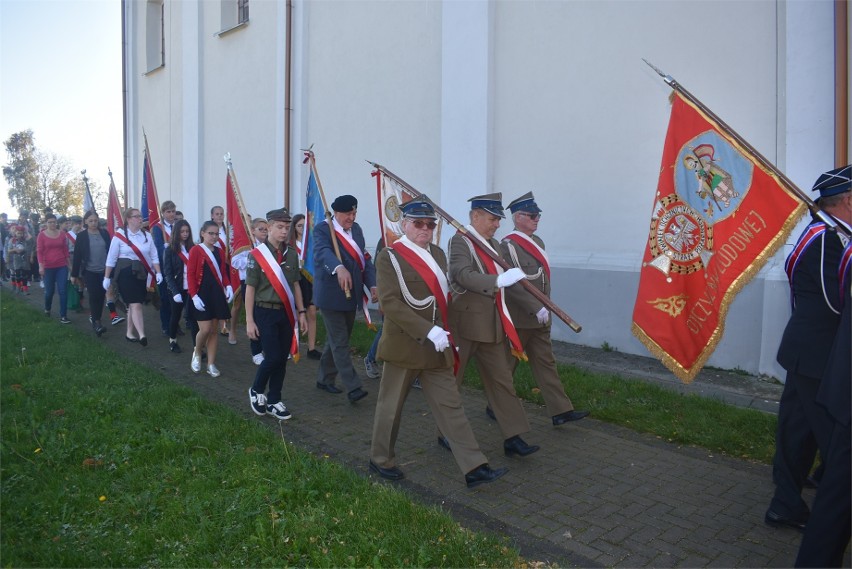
top-left (642, 58), bottom-right (675, 87)
top-left (224, 152), bottom-right (232, 169)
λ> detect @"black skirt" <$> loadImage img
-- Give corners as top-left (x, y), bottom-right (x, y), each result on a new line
top-left (116, 265), bottom-right (147, 304)
top-left (299, 277), bottom-right (314, 307)
top-left (189, 266), bottom-right (230, 321)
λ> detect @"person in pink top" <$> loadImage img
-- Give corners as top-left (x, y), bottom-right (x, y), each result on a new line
top-left (36, 213), bottom-right (71, 323)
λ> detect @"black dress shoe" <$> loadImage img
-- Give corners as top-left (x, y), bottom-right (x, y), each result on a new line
top-left (437, 436), bottom-right (451, 451)
top-left (169, 342), bottom-right (182, 353)
top-left (369, 461), bottom-right (404, 481)
top-left (348, 387), bottom-right (368, 403)
top-left (465, 464), bottom-right (508, 488)
top-left (503, 435), bottom-right (540, 457)
top-left (803, 474), bottom-right (819, 489)
top-left (552, 410), bottom-right (590, 425)
top-left (125, 336), bottom-right (139, 343)
top-left (316, 382), bottom-right (342, 394)
top-left (764, 509), bottom-right (807, 531)
top-left (485, 406), bottom-right (496, 421)
top-left (307, 349), bottom-right (322, 360)
top-left (139, 336), bottom-right (148, 347)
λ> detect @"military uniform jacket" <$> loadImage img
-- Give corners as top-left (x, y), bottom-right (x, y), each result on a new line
top-left (312, 220), bottom-right (376, 312)
top-left (776, 217), bottom-right (848, 379)
top-left (501, 233), bottom-right (550, 330)
top-left (376, 244), bottom-right (454, 370)
top-left (448, 232), bottom-right (504, 343)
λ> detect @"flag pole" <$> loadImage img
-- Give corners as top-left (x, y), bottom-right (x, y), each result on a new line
top-left (81, 169), bottom-right (95, 215)
top-left (367, 161), bottom-right (582, 333)
top-left (224, 153), bottom-right (253, 257)
top-left (141, 128), bottom-right (162, 231)
top-left (643, 59), bottom-right (850, 239)
top-left (303, 148), bottom-right (351, 300)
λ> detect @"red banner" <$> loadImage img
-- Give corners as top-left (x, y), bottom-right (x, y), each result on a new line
top-left (632, 93), bottom-right (806, 383)
top-left (106, 177), bottom-right (123, 238)
top-left (141, 141), bottom-right (161, 231)
top-left (226, 167), bottom-right (252, 260)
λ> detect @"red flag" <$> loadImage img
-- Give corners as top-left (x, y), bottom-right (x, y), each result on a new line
top-left (225, 165), bottom-right (252, 278)
top-left (373, 168), bottom-right (442, 247)
top-left (141, 136), bottom-right (161, 231)
top-left (632, 92), bottom-right (806, 383)
top-left (106, 175), bottom-right (124, 238)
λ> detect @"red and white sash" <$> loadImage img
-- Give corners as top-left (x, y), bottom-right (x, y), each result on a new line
top-left (66, 231), bottom-right (76, 245)
top-left (330, 219), bottom-right (373, 326)
top-left (250, 244), bottom-right (299, 359)
top-left (504, 231), bottom-right (550, 279)
top-left (200, 245), bottom-right (226, 290)
top-left (391, 237), bottom-right (459, 373)
top-left (839, 241), bottom-right (852, 307)
top-left (115, 229), bottom-right (155, 287)
top-left (462, 227), bottom-right (526, 360)
top-left (162, 222), bottom-right (172, 242)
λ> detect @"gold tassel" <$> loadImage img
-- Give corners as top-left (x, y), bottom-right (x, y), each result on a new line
top-left (511, 349), bottom-right (528, 362)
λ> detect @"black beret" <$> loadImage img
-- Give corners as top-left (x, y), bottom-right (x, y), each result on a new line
top-left (331, 195), bottom-right (358, 213)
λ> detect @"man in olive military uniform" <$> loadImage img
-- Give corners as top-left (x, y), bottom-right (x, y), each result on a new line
top-left (369, 199), bottom-right (507, 488)
top-left (767, 165), bottom-right (852, 531)
top-left (447, 192), bottom-right (540, 458)
top-left (245, 208), bottom-right (308, 421)
top-left (501, 192), bottom-right (589, 426)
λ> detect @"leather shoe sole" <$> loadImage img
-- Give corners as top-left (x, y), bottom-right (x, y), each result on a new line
top-left (552, 410), bottom-right (590, 425)
top-left (465, 464), bottom-right (508, 488)
top-left (348, 388), bottom-right (368, 403)
top-left (316, 383), bottom-right (342, 394)
top-left (369, 461), bottom-right (404, 481)
top-left (764, 510), bottom-right (806, 531)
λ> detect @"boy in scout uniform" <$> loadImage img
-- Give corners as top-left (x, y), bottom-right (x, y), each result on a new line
top-left (501, 192), bottom-right (589, 425)
top-left (447, 192), bottom-right (540, 458)
top-left (370, 199), bottom-right (507, 488)
top-left (245, 208), bottom-right (308, 421)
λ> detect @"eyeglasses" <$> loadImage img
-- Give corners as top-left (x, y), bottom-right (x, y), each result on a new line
top-left (411, 220), bottom-right (437, 230)
top-left (519, 212), bottom-right (541, 221)
top-left (129, 214), bottom-right (142, 219)
top-left (205, 231), bottom-right (219, 236)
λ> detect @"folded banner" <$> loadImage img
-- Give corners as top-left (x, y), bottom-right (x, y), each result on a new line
top-left (106, 174), bottom-right (124, 238)
top-left (632, 92), bottom-right (806, 383)
top-left (226, 166), bottom-right (252, 261)
top-left (373, 169), bottom-right (442, 247)
top-left (140, 137), bottom-right (161, 232)
top-left (300, 165), bottom-right (326, 283)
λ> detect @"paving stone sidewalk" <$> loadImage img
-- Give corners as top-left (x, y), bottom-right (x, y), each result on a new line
top-left (15, 290), bottom-right (845, 568)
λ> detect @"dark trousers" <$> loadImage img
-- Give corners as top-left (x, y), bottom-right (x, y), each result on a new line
top-left (83, 270), bottom-right (106, 323)
top-left (251, 305), bottom-right (293, 405)
top-left (769, 371), bottom-right (832, 518)
top-left (795, 420), bottom-right (851, 567)
top-left (242, 282), bottom-right (262, 357)
top-left (168, 291), bottom-right (196, 340)
top-left (158, 281), bottom-right (172, 332)
top-left (317, 309), bottom-right (359, 392)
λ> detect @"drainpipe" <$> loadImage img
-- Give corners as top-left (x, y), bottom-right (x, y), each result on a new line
top-left (284, 0), bottom-right (293, 209)
top-left (121, 0), bottom-right (129, 207)
top-left (835, 0), bottom-right (848, 166)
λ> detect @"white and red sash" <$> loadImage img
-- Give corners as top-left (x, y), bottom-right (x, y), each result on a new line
top-left (177, 245), bottom-right (190, 291)
top-left (330, 219), bottom-right (373, 326)
top-left (462, 227), bottom-right (526, 360)
top-left (839, 241), bottom-right (852, 307)
top-left (784, 221), bottom-right (827, 309)
top-left (115, 229), bottom-right (155, 287)
top-left (66, 231), bottom-right (76, 245)
top-left (504, 231), bottom-right (550, 279)
top-left (200, 245), bottom-right (226, 290)
top-left (391, 237), bottom-right (459, 373)
top-left (251, 244), bottom-right (299, 359)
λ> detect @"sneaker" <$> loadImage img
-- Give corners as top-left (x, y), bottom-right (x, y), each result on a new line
top-left (252, 353), bottom-right (265, 366)
top-left (59, 317), bottom-right (71, 324)
top-left (169, 341), bottom-right (182, 353)
top-left (44, 310), bottom-right (50, 317)
top-left (206, 364), bottom-right (221, 378)
top-left (89, 316), bottom-right (94, 324)
top-left (248, 388), bottom-right (267, 416)
top-left (111, 315), bottom-right (125, 326)
top-left (412, 378), bottom-right (422, 390)
top-left (266, 401), bottom-right (292, 420)
top-left (364, 358), bottom-right (380, 379)
top-left (191, 351), bottom-right (201, 373)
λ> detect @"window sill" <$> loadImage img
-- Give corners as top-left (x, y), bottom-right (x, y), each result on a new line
top-left (216, 20), bottom-right (248, 38)
top-left (144, 63), bottom-right (165, 76)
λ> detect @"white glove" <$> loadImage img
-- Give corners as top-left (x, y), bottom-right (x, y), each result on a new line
top-left (155, 273), bottom-right (163, 285)
top-left (496, 267), bottom-right (525, 288)
top-left (426, 326), bottom-right (450, 352)
top-left (192, 294), bottom-right (206, 311)
top-left (536, 306), bottom-right (550, 324)
top-left (173, 293), bottom-right (183, 303)
top-left (102, 277), bottom-right (111, 291)
top-left (225, 285), bottom-right (234, 303)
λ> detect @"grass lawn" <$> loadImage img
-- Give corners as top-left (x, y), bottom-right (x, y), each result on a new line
top-left (0, 290), bottom-right (521, 567)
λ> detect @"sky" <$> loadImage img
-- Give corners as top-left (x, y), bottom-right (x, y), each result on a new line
top-left (0, 0), bottom-right (123, 217)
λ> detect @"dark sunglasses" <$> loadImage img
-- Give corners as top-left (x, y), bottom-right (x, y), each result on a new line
top-left (411, 220), bottom-right (437, 230)
top-left (519, 212), bottom-right (541, 221)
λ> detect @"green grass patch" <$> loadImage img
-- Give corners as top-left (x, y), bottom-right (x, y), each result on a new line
top-left (0, 291), bottom-right (520, 567)
top-left (348, 317), bottom-right (777, 465)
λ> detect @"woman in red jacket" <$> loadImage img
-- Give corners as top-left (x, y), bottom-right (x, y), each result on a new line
top-left (187, 220), bottom-right (233, 377)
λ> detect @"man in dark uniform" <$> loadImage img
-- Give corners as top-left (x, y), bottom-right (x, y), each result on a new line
top-left (313, 195), bottom-right (377, 403)
top-left (245, 208), bottom-right (308, 421)
top-left (369, 199), bottom-right (508, 487)
top-left (448, 192), bottom-right (540, 457)
top-left (796, 208), bottom-right (851, 567)
top-left (500, 192), bottom-right (589, 425)
top-left (767, 165), bottom-right (852, 530)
